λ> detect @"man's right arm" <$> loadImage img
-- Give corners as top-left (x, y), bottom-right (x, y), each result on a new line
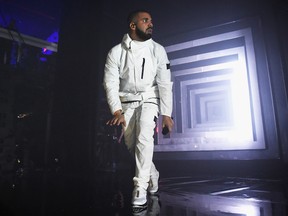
top-left (103, 49), bottom-right (122, 115)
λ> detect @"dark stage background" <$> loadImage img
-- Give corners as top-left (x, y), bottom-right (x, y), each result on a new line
top-left (0, 0), bottom-right (288, 215)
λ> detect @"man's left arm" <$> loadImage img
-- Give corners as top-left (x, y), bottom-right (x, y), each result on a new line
top-left (156, 46), bottom-right (174, 133)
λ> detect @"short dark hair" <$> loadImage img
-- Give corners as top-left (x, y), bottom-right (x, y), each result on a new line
top-left (127, 9), bottom-right (150, 28)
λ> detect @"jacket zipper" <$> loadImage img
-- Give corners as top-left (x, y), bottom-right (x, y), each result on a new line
top-left (141, 58), bottom-right (145, 79)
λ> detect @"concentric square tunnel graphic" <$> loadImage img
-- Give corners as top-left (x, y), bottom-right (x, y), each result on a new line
top-left (156, 26), bottom-right (265, 152)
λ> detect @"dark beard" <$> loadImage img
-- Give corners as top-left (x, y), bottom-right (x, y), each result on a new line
top-left (135, 27), bottom-right (152, 41)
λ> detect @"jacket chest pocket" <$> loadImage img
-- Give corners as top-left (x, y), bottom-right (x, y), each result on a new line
top-left (136, 57), bottom-right (156, 81)
top-left (141, 58), bottom-right (145, 79)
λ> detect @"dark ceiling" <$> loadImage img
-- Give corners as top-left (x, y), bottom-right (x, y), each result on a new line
top-left (0, 0), bottom-right (62, 41)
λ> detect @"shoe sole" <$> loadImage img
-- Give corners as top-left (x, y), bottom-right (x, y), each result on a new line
top-left (132, 202), bottom-right (147, 214)
top-left (148, 190), bottom-right (159, 196)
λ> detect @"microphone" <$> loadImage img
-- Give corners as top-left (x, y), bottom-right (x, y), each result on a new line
top-left (162, 117), bottom-right (173, 135)
top-left (162, 126), bottom-right (169, 135)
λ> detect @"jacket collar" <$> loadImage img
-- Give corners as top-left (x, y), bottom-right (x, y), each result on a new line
top-left (122, 33), bottom-right (153, 50)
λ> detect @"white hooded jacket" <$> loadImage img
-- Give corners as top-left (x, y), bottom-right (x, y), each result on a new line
top-left (103, 34), bottom-right (173, 117)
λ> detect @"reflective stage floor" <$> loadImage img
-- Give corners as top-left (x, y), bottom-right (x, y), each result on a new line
top-left (0, 160), bottom-right (287, 216)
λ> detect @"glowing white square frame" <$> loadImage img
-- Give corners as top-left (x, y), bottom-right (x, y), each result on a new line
top-left (156, 28), bottom-right (265, 151)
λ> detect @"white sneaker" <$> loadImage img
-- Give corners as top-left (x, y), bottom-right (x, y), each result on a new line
top-left (131, 187), bottom-right (147, 207)
top-left (148, 171), bottom-right (159, 194)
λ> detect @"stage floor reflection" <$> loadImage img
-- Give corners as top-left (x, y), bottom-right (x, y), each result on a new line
top-left (0, 165), bottom-right (287, 215)
top-left (158, 176), bottom-right (287, 216)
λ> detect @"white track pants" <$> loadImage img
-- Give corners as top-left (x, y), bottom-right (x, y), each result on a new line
top-left (122, 101), bottom-right (159, 190)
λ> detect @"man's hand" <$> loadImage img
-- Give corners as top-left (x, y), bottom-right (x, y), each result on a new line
top-left (106, 110), bottom-right (126, 127)
top-left (162, 115), bottom-right (174, 134)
